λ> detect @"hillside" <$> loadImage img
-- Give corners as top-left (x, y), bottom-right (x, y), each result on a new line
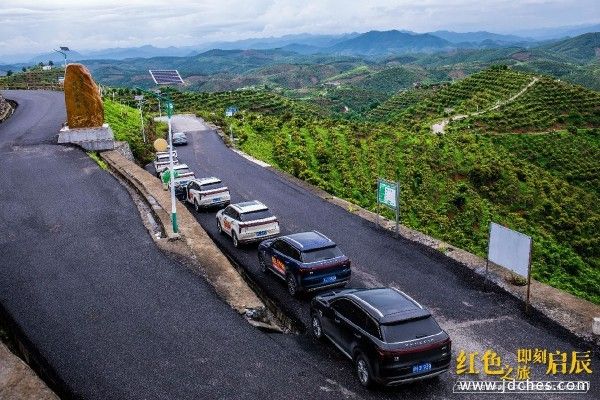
top-left (450, 75), bottom-right (600, 133)
top-left (541, 32), bottom-right (600, 63)
top-left (107, 67), bottom-right (600, 304)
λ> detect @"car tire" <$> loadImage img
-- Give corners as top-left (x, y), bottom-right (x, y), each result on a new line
top-left (194, 200), bottom-right (200, 212)
top-left (232, 232), bottom-right (239, 248)
top-left (258, 253), bottom-right (268, 273)
top-left (355, 353), bottom-right (374, 389)
top-left (286, 273), bottom-right (298, 297)
top-left (217, 220), bottom-right (223, 234)
top-left (311, 313), bottom-right (324, 340)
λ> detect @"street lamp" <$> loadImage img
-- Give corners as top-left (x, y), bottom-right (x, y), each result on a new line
top-left (53, 46), bottom-right (70, 72)
top-left (145, 69), bottom-right (184, 234)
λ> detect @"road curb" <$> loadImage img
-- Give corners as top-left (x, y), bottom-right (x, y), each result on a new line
top-left (99, 150), bottom-right (279, 329)
top-left (205, 120), bottom-right (600, 347)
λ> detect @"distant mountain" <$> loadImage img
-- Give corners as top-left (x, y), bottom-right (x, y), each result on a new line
top-left (199, 33), bottom-right (360, 52)
top-left (513, 23), bottom-right (600, 40)
top-left (430, 30), bottom-right (532, 45)
top-left (540, 32), bottom-right (600, 63)
top-left (329, 30), bottom-right (453, 56)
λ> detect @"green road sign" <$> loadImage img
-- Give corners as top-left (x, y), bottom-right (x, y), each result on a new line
top-left (378, 179), bottom-right (398, 209)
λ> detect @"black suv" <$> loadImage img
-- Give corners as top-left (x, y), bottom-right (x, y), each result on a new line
top-left (310, 288), bottom-right (451, 388)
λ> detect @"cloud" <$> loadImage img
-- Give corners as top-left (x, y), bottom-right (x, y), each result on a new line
top-left (0, 0), bottom-right (598, 56)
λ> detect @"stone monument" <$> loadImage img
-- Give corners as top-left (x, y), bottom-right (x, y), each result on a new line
top-left (58, 63), bottom-right (115, 150)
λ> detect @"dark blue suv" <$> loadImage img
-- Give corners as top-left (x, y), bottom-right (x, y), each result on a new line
top-left (257, 231), bottom-right (351, 296)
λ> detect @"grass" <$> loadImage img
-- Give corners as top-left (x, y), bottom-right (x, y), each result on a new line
top-left (87, 152), bottom-right (108, 170)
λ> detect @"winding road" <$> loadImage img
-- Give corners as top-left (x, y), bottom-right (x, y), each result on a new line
top-left (0, 91), bottom-right (596, 400)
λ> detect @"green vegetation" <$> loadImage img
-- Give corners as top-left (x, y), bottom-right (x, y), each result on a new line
top-left (0, 68), bottom-right (64, 89)
top-left (103, 99), bottom-right (166, 164)
top-left (107, 65), bottom-right (600, 304)
top-left (491, 130), bottom-right (600, 196)
top-left (451, 76), bottom-right (600, 133)
top-left (87, 151), bottom-right (108, 170)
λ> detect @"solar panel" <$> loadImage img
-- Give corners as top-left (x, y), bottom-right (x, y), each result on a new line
top-left (149, 69), bottom-right (184, 85)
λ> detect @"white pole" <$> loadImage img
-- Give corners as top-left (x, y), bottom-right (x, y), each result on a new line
top-left (167, 108), bottom-right (178, 233)
top-left (158, 98), bottom-right (162, 118)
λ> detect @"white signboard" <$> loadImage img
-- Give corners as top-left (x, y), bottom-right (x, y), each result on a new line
top-left (488, 222), bottom-right (532, 277)
top-left (377, 180), bottom-right (398, 209)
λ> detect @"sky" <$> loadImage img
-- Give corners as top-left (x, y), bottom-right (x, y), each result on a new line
top-left (1, 0), bottom-right (599, 56)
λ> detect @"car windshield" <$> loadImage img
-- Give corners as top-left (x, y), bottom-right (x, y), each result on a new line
top-left (380, 316), bottom-right (441, 343)
top-left (239, 209), bottom-right (273, 222)
top-left (200, 181), bottom-right (223, 191)
top-left (302, 246), bottom-right (343, 263)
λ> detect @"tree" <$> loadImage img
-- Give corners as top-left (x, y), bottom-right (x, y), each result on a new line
top-left (21, 67), bottom-right (27, 72)
top-left (38, 61), bottom-right (44, 68)
top-left (6, 70), bottom-right (13, 76)
top-left (48, 60), bottom-right (54, 66)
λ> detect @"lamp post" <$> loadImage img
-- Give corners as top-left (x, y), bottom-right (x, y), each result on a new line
top-left (53, 46), bottom-right (69, 76)
top-left (146, 69), bottom-right (184, 234)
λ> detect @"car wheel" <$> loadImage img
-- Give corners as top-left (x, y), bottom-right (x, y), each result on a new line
top-left (286, 273), bottom-right (298, 297)
top-left (355, 353), bottom-right (374, 388)
top-left (217, 220), bottom-right (223, 234)
top-left (194, 200), bottom-right (200, 212)
top-left (311, 313), bottom-right (323, 340)
top-left (258, 253), bottom-right (268, 273)
top-left (232, 232), bottom-right (239, 248)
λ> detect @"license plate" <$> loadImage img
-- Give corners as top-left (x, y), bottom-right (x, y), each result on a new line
top-left (256, 230), bottom-right (267, 237)
top-left (323, 275), bottom-right (337, 284)
top-left (212, 197), bottom-right (221, 203)
top-left (412, 363), bottom-right (432, 374)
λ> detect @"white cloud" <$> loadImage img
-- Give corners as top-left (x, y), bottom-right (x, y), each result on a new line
top-left (0, 0), bottom-right (598, 56)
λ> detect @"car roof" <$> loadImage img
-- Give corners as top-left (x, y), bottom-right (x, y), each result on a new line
top-left (196, 177), bottom-right (222, 185)
top-left (231, 200), bottom-right (268, 213)
top-left (344, 288), bottom-right (429, 324)
top-left (173, 131), bottom-right (186, 135)
top-left (172, 164), bottom-right (189, 170)
top-left (282, 231), bottom-right (335, 251)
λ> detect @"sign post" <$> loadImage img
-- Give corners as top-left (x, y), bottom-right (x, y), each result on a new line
top-left (377, 178), bottom-right (400, 237)
top-left (487, 222), bottom-right (533, 312)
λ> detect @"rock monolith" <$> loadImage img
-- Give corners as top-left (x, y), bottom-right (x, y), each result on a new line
top-left (64, 63), bottom-right (104, 128)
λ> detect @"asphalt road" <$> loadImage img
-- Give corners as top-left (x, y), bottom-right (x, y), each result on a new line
top-left (0, 91), bottom-right (373, 400)
top-left (159, 116), bottom-right (599, 399)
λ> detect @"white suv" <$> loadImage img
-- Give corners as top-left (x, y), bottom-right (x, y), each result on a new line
top-left (185, 177), bottom-right (231, 211)
top-left (216, 201), bottom-right (280, 247)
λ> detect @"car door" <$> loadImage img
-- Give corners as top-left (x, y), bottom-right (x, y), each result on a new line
top-left (328, 298), bottom-right (361, 356)
top-left (269, 240), bottom-right (288, 277)
top-left (222, 207), bottom-right (236, 235)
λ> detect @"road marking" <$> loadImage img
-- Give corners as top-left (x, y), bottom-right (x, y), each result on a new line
top-left (231, 149), bottom-right (271, 167)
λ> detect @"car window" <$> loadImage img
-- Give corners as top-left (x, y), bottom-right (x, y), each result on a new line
top-left (381, 316), bottom-right (441, 343)
top-left (239, 209), bottom-right (273, 222)
top-left (272, 240), bottom-right (297, 259)
top-left (200, 181), bottom-right (223, 191)
top-left (332, 299), bottom-right (358, 320)
top-left (301, 245), bottom-right (343, 263)
top-left (223, 206), bottom-right (234, 217)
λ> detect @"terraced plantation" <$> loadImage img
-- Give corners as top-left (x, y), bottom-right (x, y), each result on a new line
top-left (105, 66), bottom-right (600, 305)
top-left (451, 76), bottom-right (600, 133)
top-left (491, 131), bottom-right (600, 196)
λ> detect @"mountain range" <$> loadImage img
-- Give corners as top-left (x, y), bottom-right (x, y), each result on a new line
top-left (2, 23), bottom-right (599, 64)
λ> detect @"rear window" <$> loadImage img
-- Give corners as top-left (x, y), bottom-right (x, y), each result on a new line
top-left (301, 246), bottom-right (343, 263)
top-left (381, 316), bottom-right (441, 343)
top-left (200, 182), bottom-right (223, 191)
top-left (239, 209), bottom-right (273, 222)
